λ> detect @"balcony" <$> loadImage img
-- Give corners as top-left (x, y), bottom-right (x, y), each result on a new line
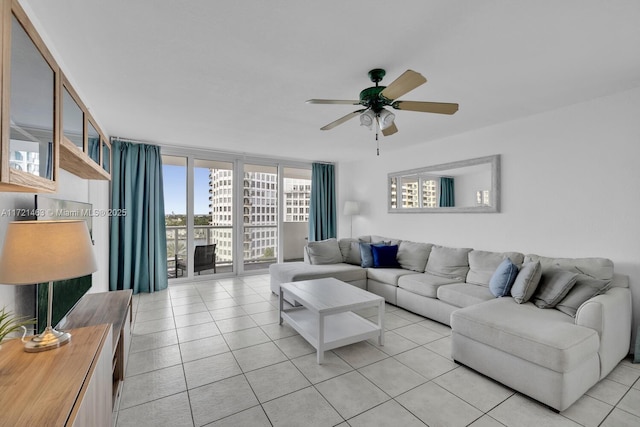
top-left (166, 222), bottom-right (307, 278)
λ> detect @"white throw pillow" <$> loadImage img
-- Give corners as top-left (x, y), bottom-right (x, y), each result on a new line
top-left (306, 238), bottom-right (343, 265)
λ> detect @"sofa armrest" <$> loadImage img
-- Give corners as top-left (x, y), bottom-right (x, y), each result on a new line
top-left (575, 286), bottom-right (632, 378)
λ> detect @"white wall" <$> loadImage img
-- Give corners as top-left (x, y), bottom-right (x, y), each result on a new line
top-left (338, 86), bottom-right (640, 352)
top-left (0, 170), bottom-right (110, 319)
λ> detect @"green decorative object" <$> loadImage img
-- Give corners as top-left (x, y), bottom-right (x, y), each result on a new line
top-left (0, 306), bottom-right (35, 344)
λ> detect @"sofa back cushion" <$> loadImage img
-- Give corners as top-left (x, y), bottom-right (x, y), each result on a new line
top-left (467, 250), bottom-right (525, 286)
top-left (397, 241), bottom-right (433, 273)
top-left (371, 235), bottom-right (402, 246)
top-left (425, 246), bottom-right (472, 280)
top-left (306, 238), bottom-right (343, 265)
top-left (338, 238), bottom-right (361, 265)
top-left (555, 275), bottom-right (612, 317)
top-left (524, 254), bottom-right (613, 281)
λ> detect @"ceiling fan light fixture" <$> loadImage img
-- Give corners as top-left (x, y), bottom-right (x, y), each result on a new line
top-left (360, 109), bottom-right (375, 129)
top-left (378, 108), bottom-right (395, 130)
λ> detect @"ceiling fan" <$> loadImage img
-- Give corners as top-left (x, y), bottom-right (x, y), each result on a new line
top-left (306, 68), bottom-right (458, 140)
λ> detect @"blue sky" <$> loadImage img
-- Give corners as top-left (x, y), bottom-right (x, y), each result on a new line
top-left (162, 166), bottom-right (210, 215)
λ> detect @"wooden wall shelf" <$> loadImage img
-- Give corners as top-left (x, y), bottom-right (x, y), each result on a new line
top-left (60, 138), bottom-right (110, 180)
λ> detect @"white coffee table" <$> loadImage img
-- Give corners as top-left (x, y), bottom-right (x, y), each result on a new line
top-left (279, 277), bottom-right (385, 364)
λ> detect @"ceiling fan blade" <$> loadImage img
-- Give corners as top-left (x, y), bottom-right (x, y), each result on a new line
top-left (379, 70), bottom-right (427, 101)
top-left (392, 101), bottom-right (459, 115)
top-left (306, 99), bottom-right (361, 105)
top-left (382, 122), bottom-right (398, 136)
top-left (320, 109), bottom-right (366, 130)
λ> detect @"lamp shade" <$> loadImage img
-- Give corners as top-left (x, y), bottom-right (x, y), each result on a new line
top-left (378, 108), bottom-right (395, 130)
top-left (343, 201), bottom-right (360, 216)
top-left (0, 220), bottom-right (97, 285)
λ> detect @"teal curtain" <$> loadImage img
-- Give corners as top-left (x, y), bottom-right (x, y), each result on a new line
top-left (439, 177), bottom-right (455, 207)
top-left (309, 163), bottom-right (336, 241)
top-left (110, 140), bottom-right (168, 294)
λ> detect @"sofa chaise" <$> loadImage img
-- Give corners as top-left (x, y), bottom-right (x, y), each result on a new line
top-left (269, 235), bottom-right (632, 411)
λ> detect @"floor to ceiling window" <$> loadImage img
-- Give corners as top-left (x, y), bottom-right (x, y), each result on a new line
top-left (161, 148), bottom-right (311, 281)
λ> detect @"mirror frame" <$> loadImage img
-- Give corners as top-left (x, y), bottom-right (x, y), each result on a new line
top-left (388, 154), bottom-right (501, 213)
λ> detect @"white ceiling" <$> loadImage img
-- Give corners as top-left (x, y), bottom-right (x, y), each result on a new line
top-left (22, 0), bottom-right (640, 163)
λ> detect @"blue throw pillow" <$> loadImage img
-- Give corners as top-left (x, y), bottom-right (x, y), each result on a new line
top-left (359, 243), bottom-right (375, 268)
top-left (371, 244), bottom-right (400, 268)
top-left (489, 258), bottom-right (519, 297)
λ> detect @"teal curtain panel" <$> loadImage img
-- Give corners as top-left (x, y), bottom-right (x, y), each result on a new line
top-left (309, 163), bottom-right (336, 241)
top-left (110, 140), bottom-right (168, 294)
top-left (440, 177), bottom-right (455, 207)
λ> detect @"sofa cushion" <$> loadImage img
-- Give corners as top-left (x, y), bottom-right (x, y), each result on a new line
top-left (524, 254), bottom-right (614, 281)
top-left (397, 241), bottom-right (433, 273)
top-left (489, 258), bottom-right (519, 297)
top-left (338, 239), bottom-right (362, 265)
top-left (371, 235), bottom-right (402, 246)
top-left (306, 238), bottom-right (343, 265)
top-left (359, 243), bottom-right (376, 268)
top-left (531, 268), bottom-right (578, 309)
top-left (511, 261), bottom-right (542, 304)
top-left (437, 283), bottom-right (494, 308)
top-left (367, 267), bottom-right (415, 286)
top-left (556, 275), bottom-right (612, 317)
top-left (451, 298), bottom-right (599, 372)
top-left (270, 261), bottom-right (366, 284)
top-left (398, 273), bottom-right (459, 298)
top-left (425, 246), bottom-right (472, 280)
top-left (467, 250), bottom-right (524, 286)
top-left (371, 244), bottom-right (400, 268)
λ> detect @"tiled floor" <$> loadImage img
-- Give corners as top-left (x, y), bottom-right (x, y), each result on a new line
top-left (114, 274), bottom-right (640, 427)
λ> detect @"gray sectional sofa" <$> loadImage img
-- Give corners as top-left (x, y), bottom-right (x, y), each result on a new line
top-left (269, 235), bottom-right (633, 411)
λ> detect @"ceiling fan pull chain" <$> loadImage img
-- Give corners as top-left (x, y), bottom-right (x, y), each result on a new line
top-left (375, 126), bottom-right (380, 156)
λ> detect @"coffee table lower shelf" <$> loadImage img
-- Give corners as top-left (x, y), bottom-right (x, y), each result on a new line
top-left (281, 307), bottom-right (382, 363)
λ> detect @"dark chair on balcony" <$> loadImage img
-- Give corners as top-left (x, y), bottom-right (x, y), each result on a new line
top-left (176, 244), bottom-right (217, 277)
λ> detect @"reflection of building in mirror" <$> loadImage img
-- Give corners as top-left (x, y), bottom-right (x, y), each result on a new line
top-left (476, 190), bottom-right (490, 206)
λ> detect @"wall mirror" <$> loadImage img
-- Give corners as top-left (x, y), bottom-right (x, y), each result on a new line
top-left (8, 14), bottom-right (55, 180)
top-left (388, 155), bottom-right (500, 213)
top-left (62, 86), bottom-right (83, 149)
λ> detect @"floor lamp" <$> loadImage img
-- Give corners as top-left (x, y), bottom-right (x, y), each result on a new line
top-left (343, 201), bottom-right (360, 238)
top-left (0, 220), bottom-right (97, 352)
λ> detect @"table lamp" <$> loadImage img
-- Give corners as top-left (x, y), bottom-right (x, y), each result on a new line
top-left (0, 220), bottom-right (97, 352)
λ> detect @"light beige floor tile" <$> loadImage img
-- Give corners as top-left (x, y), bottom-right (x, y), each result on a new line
top-left (393, 323), bottom-right (444, 345)
top-left (210, 306), bottom-right (248, 320)
top-left (587, 378), bottom-right (630, 405)
top-left (137, 299), bottom-right (171, 312)
top-left (216, 315), bottom-right (258, 334)
top-left (489, 394), bottom-right (581, 427)
top-left (172, 302), bottom-right (208, 316)
top-left (467, 415), bottom-right (506, 427)
top-left (393, 309), bottom-right (428, 323)
top-left (333, 341), bottom-right (388, 369)
top-left (176, 321), bottom-right (220, 343)
top-left (433, 366), bottom-right (514, 412)
top-left (133, 316), bottom-right (176, 335)
top-left (134, 307), bottom-right (173, 322)
top-left (600, 407), bottom-right (640, 427)
top-left (130, 328), bottom-right (178, 353)
top-left (423, 335), bottom-right (453, 359)
top-left (174, 311), bottom-right (213, 328)
top-left (347, 399), bottom-right (425, 427)
top-left (274, 334), bottom-right (316, 359)
top-left (171, 295), bottom-right (205, 307)
top-left (262, 386), bottom-right (343, 427)
top-left (209, 406), bottom-right (270, 427)
top-left (393, 346), bottom-right (457, 380)
top-left (368, 311), bottom-right (413, 330)
top-left (606, 363), bottom-right (640, 387)
top-left (232, 294), bottom-right (265, 305)
top-left (120, 365), bottom-right (186, 410)
top-left (240, 301), bottom-right (276, 314)
top-left (183, 351), bottom-right (242, 389)
top-left (417, 318), bottom-right (452, 335)
top-left (358, 357), bottom-right (427, 397)
top-left (260, 323), bottom-right (299, 340)
top-left (204, 298), bottom-right (238, 311)
top-left (250, 310), bottom-right (280, 326)
top-left (223, 327), bottom-right (271, 350)
top-left (233, 341), bottom-right (288, 372)
top-left (617, 387), bottom-right (640, 417)
top-left (245, 361), bottom-right (311, 402)
top-left (126, 344), bottom-right (182, 376)
top-left (169, 287), bottom-right (199, 298)
top-left (366, 330), bottom-right (420, 356)
top-left (116, 391), bottom-right (193, 427)
top-left (315, 371), bottom-right (389, 419)
top-left (396, 381), bottom-right (483, 427)
top-left (179, 334), bottom-right (229, 362)
top-left (560, 393), bottom-right (613, 427)
top-left (189, 374), bottom-right (259, 426)
top-left (291, 351), bottom-right (353, 384)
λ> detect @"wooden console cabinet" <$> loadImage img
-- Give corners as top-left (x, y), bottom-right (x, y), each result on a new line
top-left (0, 324), bottom-right (113, 427)
top-left (62, 290), bottom-right (133, 412)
